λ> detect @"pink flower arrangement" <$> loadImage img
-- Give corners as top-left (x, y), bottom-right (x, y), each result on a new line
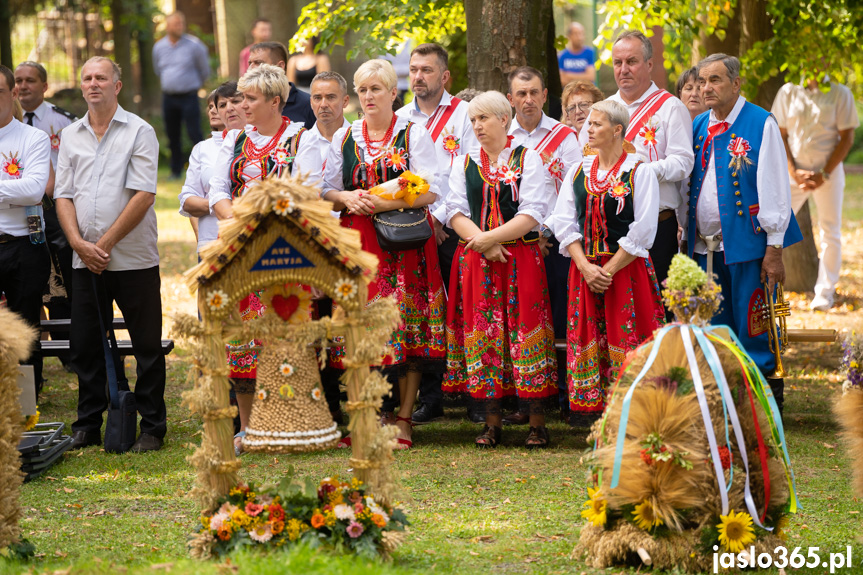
top-left (245, 502), bottom-right (264, 517)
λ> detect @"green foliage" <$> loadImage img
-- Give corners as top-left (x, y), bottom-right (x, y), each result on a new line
top-left (593, 0), bottom-right (863, 99)
top-left (291, 0), bottom-right (465, 60)
top-left (665, 253), bottom-right (708, 291)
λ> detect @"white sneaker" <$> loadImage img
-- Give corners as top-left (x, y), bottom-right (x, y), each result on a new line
top-left (809, 293), bottom-right (834, 312)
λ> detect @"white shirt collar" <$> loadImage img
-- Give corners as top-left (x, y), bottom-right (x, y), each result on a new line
top-left (709, 95), bottom-right (746, 126)
top-left (80, 105), bottom-right (129, 131)
top-left (0, 117), bottom-right (21, 138)
top-left (28, 100), bottom-right (51, 121)
top-left (310, 117), bottom-right (350, 141)
top-left (511, 112), bottom-right (556, 135)
top-left (413, 90), bottom-right (453, 115)
top-left (615, 81), bottom-right (660, 106)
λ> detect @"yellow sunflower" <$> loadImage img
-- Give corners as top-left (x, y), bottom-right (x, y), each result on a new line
top-left (717, 509), bottom-right (756, 552)
top-left (632, 500), bottom-right (664, 531)
top-left (581, 487), bottom-right (607, 527)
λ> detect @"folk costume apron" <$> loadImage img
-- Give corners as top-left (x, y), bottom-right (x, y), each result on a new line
top-left (227, 120), bottom-right (305, 380)
top-left (566, 158), bottom-right (665, 415)
top-left (329, 121), bottom-right (446, 373)
top-left (443, 146), bottom-right (558, 414)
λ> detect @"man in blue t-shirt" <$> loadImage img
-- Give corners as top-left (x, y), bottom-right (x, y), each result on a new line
top-left (558, 22), bottom-right (596, 85)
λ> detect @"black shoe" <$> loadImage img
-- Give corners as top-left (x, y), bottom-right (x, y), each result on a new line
top-left (411, 403), bottom-right (444, 425)
top-left (70, 430), bottom-right (101, 450)
top-left (766, 377), bottom-right (784, 417)
top-left (130, 433), bottom-right (163, 453)
top-left (502, 410), bottom-right (530, 425)
top-left (467, 408), bottom-right (485, 424)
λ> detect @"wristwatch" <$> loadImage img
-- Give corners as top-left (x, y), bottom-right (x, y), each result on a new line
top-left (820, 168), bottom-right (830, 181)
top-left (771, 244), bottom-right (783, 250)
top-left (540, 225), bottom-right (553, 238)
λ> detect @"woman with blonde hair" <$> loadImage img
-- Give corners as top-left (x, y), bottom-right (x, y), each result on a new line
top-left (547, 100), bottom-right (665, 428)
top-left (444, 90), bottom-right (559, 448)
top-left (208, 64), bottom-right (307, 454)
top-left (321, 59), bottom-right (445, 449)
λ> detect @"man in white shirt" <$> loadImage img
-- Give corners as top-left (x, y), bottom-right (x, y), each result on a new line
top-left (15, 60), bottom-right (78, 331)
top-left (771, 79), bottom-right (859, 311)
top-left (55, 57), bottom-right (166, 452)
top-left (0, 64), bottom-right (52, 395)
top-left (593, 31), bottom-right (694, 303)
top-left (684, 53), bottom-right (802, 414)
top-left (292, 70), bottom-right (351, 425)
top-left (507, 65), bottom-right (581, 424)
top-left (293, 71), bottom-right (351, 183)
top-left (393, 43), bottom-right (479, 424)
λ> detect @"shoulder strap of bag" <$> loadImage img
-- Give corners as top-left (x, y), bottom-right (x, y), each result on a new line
top-left (90, 272), bottom-right (129, 410)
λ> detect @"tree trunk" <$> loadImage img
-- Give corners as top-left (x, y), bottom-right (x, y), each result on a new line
top-left (464, 0), bottom-right (553, 93)
top-left (783, 201), bottom-right (819, 293)
top-left (739, 0), bottom-right (783, 108)
top-left (111, 0), bottom-right (134, 111)
top-left (136, 0), bottom-right (161, 118)
top-left (0, 0), bottom-right (12, 69)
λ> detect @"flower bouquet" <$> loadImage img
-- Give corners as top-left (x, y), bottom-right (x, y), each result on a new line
top-left (576, 270), bottom-right (795, 572)
top-left (189, 469), bottom-right (408, 560)
top-left (23, 408), bottom-right (39, 431)
top-left (661, 254), bottom-right (722, 325)
top-left (833, 332), bottom-right (863, 496)
top-left (367, 169), bottom-right (431, 207)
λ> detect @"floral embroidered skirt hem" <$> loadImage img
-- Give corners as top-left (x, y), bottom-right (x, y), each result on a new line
top-left (443, 241), bottom-right (558, 415)
top-left (227, 291), bottom-right (266, 380)
top-left (566, 254), bottom-right (665, 414)
top-left (328, 212), bottom-right (446, 372)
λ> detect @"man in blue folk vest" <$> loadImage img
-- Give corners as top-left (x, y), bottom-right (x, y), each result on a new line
top-left (682, 53), bottom-right (802, 414)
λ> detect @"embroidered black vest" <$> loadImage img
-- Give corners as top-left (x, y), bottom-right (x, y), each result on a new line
top-left (463, 145), bottom-right (536, 241)
top-left (572, 161), bottom-right (640, 259)
top-left (340, 123), bottom-right (412, 190)
top-left (229, 128), bottom-right (304, 198)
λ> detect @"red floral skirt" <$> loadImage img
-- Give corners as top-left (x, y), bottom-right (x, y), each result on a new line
top-left (443, 240), bottom-right (558, 410)
top-left (227, 291), bottom-right (266, 379)
top-left (566, 255), bottom-right (665, 414)
top-left (329, 212), bottom-right (446, 371)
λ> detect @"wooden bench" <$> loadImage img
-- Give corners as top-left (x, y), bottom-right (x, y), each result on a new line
top-left (39, 318), bottom-right (174, 358)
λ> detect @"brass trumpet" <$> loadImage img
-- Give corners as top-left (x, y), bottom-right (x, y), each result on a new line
top-left (762, 282), bottom-right (837, 378)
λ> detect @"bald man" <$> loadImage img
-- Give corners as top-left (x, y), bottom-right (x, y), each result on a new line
top-left (558, 22), bottom-right (596, 84)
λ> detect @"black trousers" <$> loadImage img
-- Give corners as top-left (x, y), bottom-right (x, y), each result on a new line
top-left (0, 237), bottom-right (51, 388)
top-left (162, 91), bottom-right (203, 176)
top-left (544, 237), bottom-right (570, 411)
top-left (43, 202), bottom-right (74, 321)
top-left (649, 213), bottom-right (680, 322)
top-left (70, 267), bottom-right (167, 438)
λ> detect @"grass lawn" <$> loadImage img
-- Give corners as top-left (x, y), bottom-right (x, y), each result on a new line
top-left (4, 169), bottom-right (863, 575)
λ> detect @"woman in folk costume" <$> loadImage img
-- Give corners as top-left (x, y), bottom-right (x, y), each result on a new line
top-left (443, 91), bottom-right (559, 449)
top-left (546, 100), bottom-right (665, 429)
top-left (208, 64), bottom-right (307, 454)
top-left (321, 59), bottom-right (445, 449)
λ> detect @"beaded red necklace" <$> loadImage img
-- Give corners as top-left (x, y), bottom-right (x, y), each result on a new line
top-left (479, 147), bottom-right (500, 185)
top-left (587, 151), bottom-right (628, 193)
top-left (362, 115), bottom-right (397, 159)
top-left (244, 117), bottom-right (288, 160)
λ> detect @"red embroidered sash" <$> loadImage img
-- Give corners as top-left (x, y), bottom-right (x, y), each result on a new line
top-left (624, 89), bottom-right (673, 142)
top-left (426, 97), bottom-right (462, 142)
top-left (534, 122), bottom-right (575, 158)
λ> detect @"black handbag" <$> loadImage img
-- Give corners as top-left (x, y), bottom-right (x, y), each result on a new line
top-left (373, 207), bottom-right (433, 252)
top-left (91, 274), bottom-right (138, 454)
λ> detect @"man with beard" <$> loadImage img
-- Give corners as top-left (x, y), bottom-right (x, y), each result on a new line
top-left (394, 43), bottom-right (479, 425)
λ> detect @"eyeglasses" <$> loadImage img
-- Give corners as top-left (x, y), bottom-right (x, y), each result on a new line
top-left (565, 101), bottom-right (593, 116)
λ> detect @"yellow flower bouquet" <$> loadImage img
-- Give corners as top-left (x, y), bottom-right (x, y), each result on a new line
top-left (367, 169), bottom-right (431, 207)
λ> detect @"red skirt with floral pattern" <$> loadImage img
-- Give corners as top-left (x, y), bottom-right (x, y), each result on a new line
top-left (443, 240), bottom-right (558, 404)
top-left (329, 211), bottom-right (446, 369)
top-left (566, 255), bottom-right (665, 414)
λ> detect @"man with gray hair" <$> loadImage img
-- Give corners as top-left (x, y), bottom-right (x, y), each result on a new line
top-left (588, 30), bottom-right (694, 309)
top-left (152, 11), bottom-right (209, 179)
top-left (55, 57), bottom-right (166, 451)
top-left (684, 53), bottom-right (802, 414)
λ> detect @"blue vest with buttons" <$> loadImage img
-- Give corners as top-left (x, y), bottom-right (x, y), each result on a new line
top-left (687, 101), bottom-right (802, 265)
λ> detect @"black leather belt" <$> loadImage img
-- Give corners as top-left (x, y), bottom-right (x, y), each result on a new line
top-left (0, 233), bottom-right (27, 244)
